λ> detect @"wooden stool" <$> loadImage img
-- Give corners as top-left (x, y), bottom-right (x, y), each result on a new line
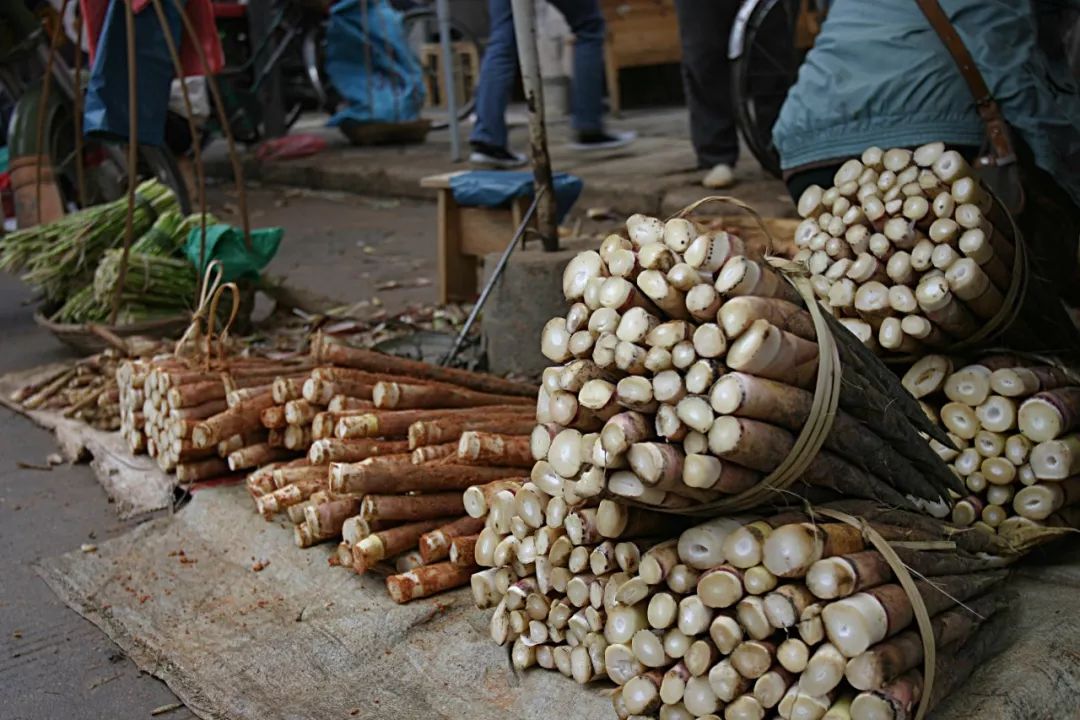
top-left (418, 42), bottom-right (481, 112)
top-left (421, 172), bottom-right (538, 303)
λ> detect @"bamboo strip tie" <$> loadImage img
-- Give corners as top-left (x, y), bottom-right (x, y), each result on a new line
top-left (889, 196), bottom-right (1027, 363)
top-left (617, 196), bottom-right (843, 515)
top-left (816, 507), bottom-right (940, 720)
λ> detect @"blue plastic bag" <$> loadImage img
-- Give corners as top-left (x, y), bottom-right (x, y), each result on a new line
top-left (449, 171), bottom-right (584, 224)
top-left (325, 0), bottom-right (426, 126)
top-left (83, 0), bottom-right (185, 146)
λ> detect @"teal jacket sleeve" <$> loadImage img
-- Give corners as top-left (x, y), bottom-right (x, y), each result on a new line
top-left (772, 0), bottom-right (1080, 207)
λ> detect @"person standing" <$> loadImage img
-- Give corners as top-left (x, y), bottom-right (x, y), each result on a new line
top-left (672, 0), bottom-right (742, 188)
top-left (469, 0), bottom-right (636, 168)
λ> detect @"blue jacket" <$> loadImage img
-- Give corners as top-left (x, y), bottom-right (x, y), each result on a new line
top-left (773, 0), bottom-right (1080, 206)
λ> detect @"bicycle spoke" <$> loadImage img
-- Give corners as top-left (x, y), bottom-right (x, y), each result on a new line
top-left (749, 43), bottom-right (794, 76)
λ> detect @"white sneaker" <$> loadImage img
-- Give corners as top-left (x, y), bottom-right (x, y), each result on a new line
top-left (703, 163), bottom-right (736, 189)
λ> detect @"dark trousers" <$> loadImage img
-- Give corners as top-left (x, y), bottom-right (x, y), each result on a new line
top-left (673, 0), bottom-right (741, 168)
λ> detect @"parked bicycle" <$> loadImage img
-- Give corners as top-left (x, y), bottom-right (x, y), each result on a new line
top-left (728, 0), bottom-right (826, 179)
top-left (0, 0), bottom-right (191, 217)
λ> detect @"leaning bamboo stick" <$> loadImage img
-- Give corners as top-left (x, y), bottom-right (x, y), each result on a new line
top-left (331, 461), bottom-right (522, 495)
top-left (386, 562), bottom-right (478, 603)
top-left (313, 337), bottom-right (537, 397)
top-left (337, 406), bottom-right (533, 440)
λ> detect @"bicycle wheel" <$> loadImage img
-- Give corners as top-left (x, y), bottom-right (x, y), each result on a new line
top-left (400, 8), bottom-right (480, 129)
top-left (730, 0), bottom-right (807, 178)
top-left (13, 82), bottom-right (191, 214)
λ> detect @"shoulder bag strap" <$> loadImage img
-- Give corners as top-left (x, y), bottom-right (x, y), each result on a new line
top-left (914, 0), bottom-right (1017, 166)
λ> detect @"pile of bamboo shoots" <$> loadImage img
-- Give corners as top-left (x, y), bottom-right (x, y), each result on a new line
top-left (240, 335), bottom-right (541, 603)
top-left (793, 144), bottom-right (1018, 357)
top-left (904, 354), bottom-right (1080, 534)
top-left (537, 213), bottom-right (958, 518)
top-left (472, 483), bottom-right (1015, 720)
top-left (10, 351), bottom-right (127, 430)
top-left (453, 211), bottom-right (1033, 719)
top-left (116, 355), bottom-right (314, 475)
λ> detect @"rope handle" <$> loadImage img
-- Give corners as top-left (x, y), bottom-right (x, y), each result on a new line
top-left (669, 195), bottom-right (785, 262)
top-left (204, 280), bottom-right (241, 367)
top-left (815, 507), bottom-right (937, 720)
top-left (174, 261), bottom-right (224, 358)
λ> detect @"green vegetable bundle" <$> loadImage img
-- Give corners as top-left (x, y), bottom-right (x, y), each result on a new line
top-left (92, 251), bottom-right (197, 308)
top-left (132, 210), bottom-right (219, 257)
top-left (0, 179), bottom-right (179, 303)
top-left (47, 204), bottom-right (210, 325)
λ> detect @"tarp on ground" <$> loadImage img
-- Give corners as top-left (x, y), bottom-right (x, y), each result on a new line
top-left (35, 485), bottom-right (615, 720)
top-left (35, 484), bottom-right (1080, 720)
top-left (0, 363), bottom-right (174, 518)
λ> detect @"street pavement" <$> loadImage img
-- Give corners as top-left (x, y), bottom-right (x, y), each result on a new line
top-left (0, 272), bottom-right (196, 720)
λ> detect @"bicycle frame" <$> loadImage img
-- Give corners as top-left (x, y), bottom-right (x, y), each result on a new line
top-left (217, 6), bottom-right (296, 92)
top-left (728, 0), bottom-right (829, 60)
top-left (1, 31), bottom-right (131, 175)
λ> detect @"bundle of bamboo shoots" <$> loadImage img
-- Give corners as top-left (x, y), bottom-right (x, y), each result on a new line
top-left (116, 354), bottom-right (313, 476)
top-left (457, 208), bottom-right (1031, 718)
top-left (117, 358), bottom-right (153, 451)
top-left (0, 179), bottom-right (179, 304)
top-left (793, 144), bottom-right (1021, 357)
top-left (10, 350), bottom-right (133, 431)
top-left (534, 212), bottom-right (958, 518)
top-left (470, 467), bottom-right (1015, 720)
top-left (903, 354), bottom-right (1080, 535)
top-left (238, 339), bottom-right (539, 603)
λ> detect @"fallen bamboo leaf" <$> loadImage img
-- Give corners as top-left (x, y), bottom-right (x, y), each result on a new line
top-left (376, 278), bottom-right (432, 291)
top-left (88, 673), bottom-right (120, 690)
top-left (150, 703), bottom-right (183, 716)
top-left (16, 462), bottom-right (52, 471)
top-left (586, 207), bottom-right (614, 220)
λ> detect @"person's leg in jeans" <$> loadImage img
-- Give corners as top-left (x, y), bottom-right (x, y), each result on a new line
top-left (673, 0), bottom-right (740, 185)
top-left (549, 0), bottom-right (635, 149)
top-left (469, 0), bottom-right (526, 166)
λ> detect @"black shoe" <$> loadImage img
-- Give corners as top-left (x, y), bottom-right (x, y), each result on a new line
top-left (469, 142), bottom-right (527, 168)
top-left (570, 130), bottom-right (637, 151)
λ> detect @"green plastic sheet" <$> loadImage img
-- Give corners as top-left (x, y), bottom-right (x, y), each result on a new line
top-left (184, 224), bottom-right (281, 282)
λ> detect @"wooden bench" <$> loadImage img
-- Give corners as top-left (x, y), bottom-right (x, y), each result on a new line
top-left (421, 172), bottom-right (538, 303)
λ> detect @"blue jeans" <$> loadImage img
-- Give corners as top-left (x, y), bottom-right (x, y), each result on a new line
top-left (470, 0), bottom-right (606, 148)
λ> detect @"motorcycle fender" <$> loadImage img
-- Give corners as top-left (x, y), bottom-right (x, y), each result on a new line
top-left (728, 0), bottom-right (782, 60)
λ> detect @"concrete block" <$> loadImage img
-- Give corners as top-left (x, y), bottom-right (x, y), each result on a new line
top-left (481, 238), bottom-right (592, 378)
